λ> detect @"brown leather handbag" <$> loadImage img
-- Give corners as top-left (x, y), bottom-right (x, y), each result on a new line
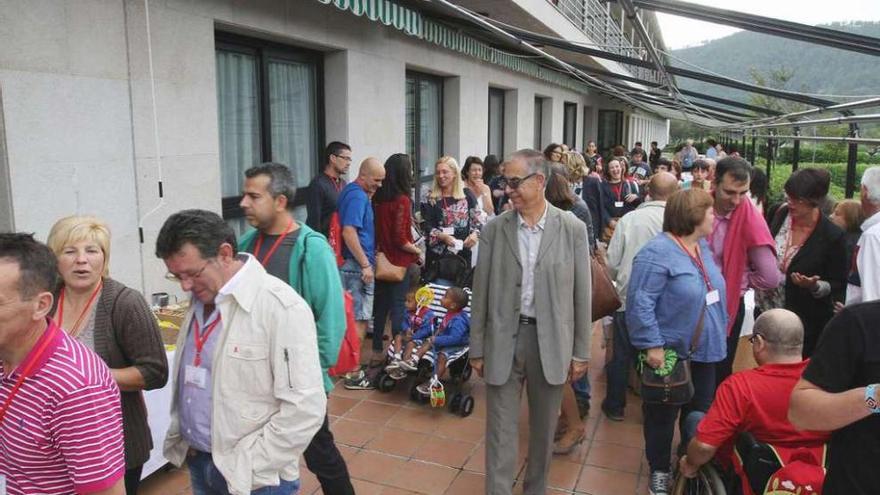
top-left (375, 252), bottom-right (407, 282)
top-left (591, 253), bottom-right (621, 321)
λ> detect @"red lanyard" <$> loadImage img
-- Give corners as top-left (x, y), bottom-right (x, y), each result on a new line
top-left (781, 215), bottom-right (817, 273)
top-left (611, 182), bottom-right (623, 201)
top-left (0, 326), bottom-right (57, 426)
top-left (192, 314), bottom-right (221, 367)
top-left (327, 173), bottom-right (342, 192)
top-left (673, 235), bottom-right (713, 291)
top-left (252, 219), bottom-right (293, 267)
top-left (56, 279), bottom-right (104, 337)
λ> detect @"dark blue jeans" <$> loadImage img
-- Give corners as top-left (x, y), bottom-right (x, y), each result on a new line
top-left (188, 451), bottom-right (300, 495)
top-left (372, 279), bottom-right (408, 353)
top-left (642, 361), bottom-right (717, 473)
top-left (602, 311), bottom-right (634, 414)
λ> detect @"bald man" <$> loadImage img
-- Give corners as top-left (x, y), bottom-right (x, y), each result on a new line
top-left (340, 158), bottom-right (385, 390)
top-left (602, 172), bottom-right (679, 421)
top-left (679, 309), bottom-right (829, 491)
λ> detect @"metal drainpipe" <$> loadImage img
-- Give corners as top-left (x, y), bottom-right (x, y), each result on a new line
top-left (846, 123), bottom-right (859, 198)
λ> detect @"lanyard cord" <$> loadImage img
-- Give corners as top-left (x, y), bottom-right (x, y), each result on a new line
top-left (252, 219), bottom-right (294, 267)
top-left (56, 279), bottom-right (104, 338)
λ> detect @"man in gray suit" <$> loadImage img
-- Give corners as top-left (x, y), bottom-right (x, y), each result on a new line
top-left (470, 149), bottom-right (592, 495)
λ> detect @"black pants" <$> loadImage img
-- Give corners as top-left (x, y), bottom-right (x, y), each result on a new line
top-left (643, 361), bottom-right (717, 472)
top-left (715, 295), bottom-right (746, 388)
top-left (303, 414), bottom-right (355, 495)
top-left (125, 465), bottom-right (143, 495)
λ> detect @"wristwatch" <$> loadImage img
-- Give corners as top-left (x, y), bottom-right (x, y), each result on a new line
top-left (865, 384), bottom-right (880, 413)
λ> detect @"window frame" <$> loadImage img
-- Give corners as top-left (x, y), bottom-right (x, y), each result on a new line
top-left (215, 31), bottom-right (325, 221)
top-left (534, 96), bottom-right (544, 150)
top-left (405, 70), bottom-right (444, 188)
top-left (597, 109), bottom-right (623, 155)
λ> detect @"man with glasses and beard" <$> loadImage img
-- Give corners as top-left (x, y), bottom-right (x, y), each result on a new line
top-left (307, 141), bottom-right (352, 237)
top-left (470, 149), bottom-right (591, 495)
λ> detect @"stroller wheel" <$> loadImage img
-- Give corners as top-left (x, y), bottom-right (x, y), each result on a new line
top-left (409, 383), bottom-right (421, 402)
top-left (378, 373), bottom-right (397, 393)
top-left (459, 395), bottom-right (475, 417)
top-left (461, 363), bottom-right (473, 383)
top-left (449, 392), bottom-right (463, 413)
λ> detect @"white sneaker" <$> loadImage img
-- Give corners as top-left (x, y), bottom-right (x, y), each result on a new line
top-left (649, 471), bottom-right (671, 495)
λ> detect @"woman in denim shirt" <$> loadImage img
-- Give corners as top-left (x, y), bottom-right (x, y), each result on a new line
top-left (626, 188), bottom-right (729, 495)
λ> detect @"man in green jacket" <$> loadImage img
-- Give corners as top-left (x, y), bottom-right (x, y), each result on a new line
top-left (238, 162), bottom-right (354, 495)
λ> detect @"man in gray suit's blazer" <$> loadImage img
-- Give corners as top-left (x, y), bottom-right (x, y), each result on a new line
top-left (470, 150), bottom-right (592, 495)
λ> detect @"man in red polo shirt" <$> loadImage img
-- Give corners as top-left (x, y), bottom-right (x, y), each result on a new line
top-left (678, 309), bottom-right (828, 494)
top-left (0, 233), bottom-right (125, 495)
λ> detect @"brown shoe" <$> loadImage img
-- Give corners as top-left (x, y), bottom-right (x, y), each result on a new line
top-left (553, 430), bottom-right (586, 455)
top-left (554, 417), bottom-right (568, 441)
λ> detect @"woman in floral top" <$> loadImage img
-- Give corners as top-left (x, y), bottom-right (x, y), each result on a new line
top-left (421, 156), bottom-right (482, 269)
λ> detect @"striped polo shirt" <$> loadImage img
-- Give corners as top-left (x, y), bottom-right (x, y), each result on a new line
top-left (0, 319), bottom-right (125, 494)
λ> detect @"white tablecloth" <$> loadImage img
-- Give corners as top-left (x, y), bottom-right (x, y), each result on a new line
top-left (141, 349), bottom-right (176, 479)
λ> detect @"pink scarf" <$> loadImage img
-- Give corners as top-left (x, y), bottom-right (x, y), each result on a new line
top-left (720, 198), bottom-right (775, 335)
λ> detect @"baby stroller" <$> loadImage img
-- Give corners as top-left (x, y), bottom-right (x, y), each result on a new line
top-left (375, 282), bottom-right (476, 417)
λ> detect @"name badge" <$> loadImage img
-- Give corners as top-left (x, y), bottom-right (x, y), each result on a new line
top-left (614, 201), bottom-right (624, 208)
top-left (706, 289), bottom-right (720, 306)
top-left (441, 227), bottom-right (454, 235)
top-left (185, 365), bottom-right (207, 389)
top-left (451, 239), bottom-right (464, 254)
top-left (0, 474), bottom-right (6, 495)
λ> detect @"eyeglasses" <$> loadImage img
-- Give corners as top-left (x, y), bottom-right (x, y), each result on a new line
top-left (333, 154), bottom-right (353, 162)
top-left (499, 173), bottom-right (538, 190)
top-left (748, 332), bottom-right (781, 345)
top-left (165, 260), bottom-right (210, 283)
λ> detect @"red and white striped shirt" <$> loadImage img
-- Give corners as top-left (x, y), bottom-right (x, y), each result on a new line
top-left (0, 320), bottom-right (125, 494)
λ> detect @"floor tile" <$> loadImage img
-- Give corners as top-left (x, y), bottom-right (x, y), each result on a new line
top-left (345, 400), bottom-right (401, 424)
top-left (386, 460), bottom-right (459, 495)
top-left (346, 450), bottom-right (409, 485)
top-left (328, 395), bottom-right (361, 417)
top-left (593, 419), bottom-right (645, 448)
top-left (366, 426), bottom-right (429, 458)
top-left (576, 465), bottom-right (639, 495)
top-left (332, 417), bottom-right (382, 448)
top-left (547, 459), bottom-right (584, 491)
top-left (584, 441), bottom-right (644, 474)
top-left (387, 404), bottom-right (446, 434)
top-left (444, 470), bottom-right (485, 494)
top-left (411, 436), bottom-right (477, 469)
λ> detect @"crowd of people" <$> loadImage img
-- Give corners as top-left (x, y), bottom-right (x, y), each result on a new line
top-left (1, 137), bottom-right (879, 495)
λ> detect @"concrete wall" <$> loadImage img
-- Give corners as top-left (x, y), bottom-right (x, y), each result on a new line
top-left (0, 0), bottom-right (667, 298)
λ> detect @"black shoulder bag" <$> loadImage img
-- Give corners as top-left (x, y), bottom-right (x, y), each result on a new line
top-left (639, 305), bottom-right (706, 406)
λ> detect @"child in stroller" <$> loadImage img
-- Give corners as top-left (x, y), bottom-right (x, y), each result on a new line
top-left (386, 287), bottom-right (470, 396)
top-left (384, 287), bottom-right (436, 380)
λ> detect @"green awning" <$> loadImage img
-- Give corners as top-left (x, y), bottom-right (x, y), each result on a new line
top-left (315, 0), bottom-right (591, 94)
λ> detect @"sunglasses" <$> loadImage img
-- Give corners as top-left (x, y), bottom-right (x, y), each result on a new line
top-left (498, 173), bottom-right (538, 190)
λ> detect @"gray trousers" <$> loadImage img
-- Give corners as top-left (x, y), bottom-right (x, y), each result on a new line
top-left (485, 322), bottom-right (564, 495)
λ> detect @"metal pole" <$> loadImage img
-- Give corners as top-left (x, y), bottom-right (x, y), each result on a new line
top-left (846, 123), bottom-right (859, 198)
top-left (750, 133), bottom-right (757, 164)
top-left (792, 127), bottom-right (800, 171)
top-left (765, 137), bottom-right (773, 178)
top-left (741, 134), bottom-right (746, 155)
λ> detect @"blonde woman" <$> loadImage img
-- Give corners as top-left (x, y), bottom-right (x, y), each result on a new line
top-left (47, 215), bottom-right (168, 494)
top-left (421, 156), bottom-right (483, 269)
top-left (561, 151), bottom-right (588, 197)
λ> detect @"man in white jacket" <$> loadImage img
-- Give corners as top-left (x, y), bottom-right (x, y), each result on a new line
top-left (156, 209), bottom-right (325, 495)
top-left (845, 166), bottom-right (880, 305)
top-left (601, 172), bottom-right (679, 421)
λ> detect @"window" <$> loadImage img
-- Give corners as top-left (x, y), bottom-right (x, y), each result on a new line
top-left (534, 97), bottom-right (543, 150)
top-left (406, 71), bottom-right (443, 188)
top-left (597, 110), bottom-right (623, 154)
top-left (488, 88), bottom-right (505, 158)
top-left (215, 33), bottom-right (323, 229)
top-left (563, 102), bottom-right (577, 149)
top-left (0, 87), bottom-right (11, 232)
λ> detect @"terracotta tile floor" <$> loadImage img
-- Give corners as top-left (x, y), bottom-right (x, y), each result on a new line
top-left (138, 328), bottom-right (662, 495)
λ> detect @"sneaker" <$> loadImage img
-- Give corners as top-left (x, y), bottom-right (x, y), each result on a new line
top-left (576, 399), bottom-right (591, 419)
top-left (343, 375), bottom-right (375, 391)
top-left (416, 382), bottom-right (431, 395)
top-left (398, 356), bottom-right (419, 372)
top-left (344, 369), bottom-right (365, 381)
top-left (388, 368), bottom-right (407, 380)
top-left (385, 361), bottom-right (401, 372)
top-left (601, 402), bottom-right (625, 422)
top-left (648, 470), bottom-right (671, 495)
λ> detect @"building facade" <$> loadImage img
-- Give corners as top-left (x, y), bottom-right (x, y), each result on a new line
top-left (0, 0), bottom-right (669, 295)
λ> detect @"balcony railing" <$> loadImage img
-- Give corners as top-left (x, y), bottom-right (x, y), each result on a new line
top-left (550, 0), bottom-right (661, 84)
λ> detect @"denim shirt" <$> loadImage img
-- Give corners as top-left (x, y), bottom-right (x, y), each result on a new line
top-left (626, 233), bottom-right (729, 363)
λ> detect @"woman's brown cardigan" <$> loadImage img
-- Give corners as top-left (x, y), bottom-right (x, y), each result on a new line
top-left (54, 278), bottom-right (169, 470)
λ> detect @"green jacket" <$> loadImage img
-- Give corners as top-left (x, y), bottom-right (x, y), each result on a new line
top-left (240, 224), bottom-right (346, 393)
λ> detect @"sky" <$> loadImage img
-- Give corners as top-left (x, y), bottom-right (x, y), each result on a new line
top-left (657, 0), bottom-right (880, 50)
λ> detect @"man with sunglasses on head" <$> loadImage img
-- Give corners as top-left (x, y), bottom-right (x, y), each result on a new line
top-left (156, 209), bottom-right (325, 495)
top-left (678, 309), bottom-right (828, 493)
top-left (307, 141), bottom-right (352, 237)
top-left (471, 149), bottom-right (591, 495)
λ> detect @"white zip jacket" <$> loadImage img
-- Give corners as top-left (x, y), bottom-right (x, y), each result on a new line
top-left (164, 255), bottom-right (326, 494)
